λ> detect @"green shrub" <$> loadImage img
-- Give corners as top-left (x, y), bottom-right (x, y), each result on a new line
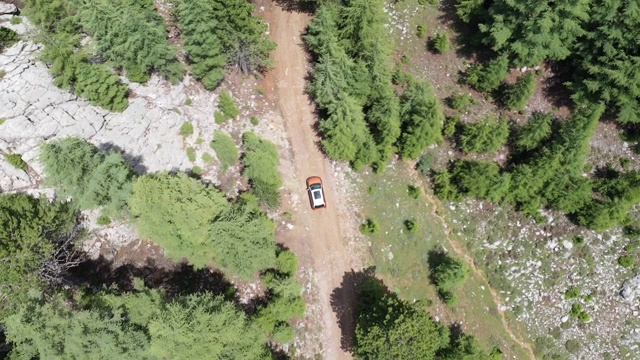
top-left (3, 153), bottom-right (28, 170)
top-left (73, 63), bottom-right (129, 112)
top-left (430, 32), bottom-right (449, 54)
top-left (416, 153), bottom-right (433, 176)
top-left (565, 339), bottom-right (581, 354)
top-left (214, 111), bottom-right (226, 124)
top-left (185, 98), bottom-right (192, 106)
top-left (516, 112), bottom-right (553, 151)
top-left (275, 250), bottom-right (299, 275)
top-left (401, 54), bottom-right (411, 64)
top-left (96, 214), bottom-right (111, 225)
top-left (250, 116), bottom-right (259, 125)
top-left (242, 132), bottom-right (282, 207)
top-left (179, 122), bottom-right (194, 136)
top-left (618, 255), bottom-right (634, 268)
top-left (0, 27), bottom-right (19, 51)
top-left (202, 152), bottom-right (214, 163)
top-left (459, 116), bottom-right (509, 153)
top-left (186, 147), bottom-right (196, 162)
top-left (465, 54), bottom-right (510, 93)
top-left (10, 17), bottom-right (22, 25)
top-left (502, 71), bottom-right (537, 110)
top-left (404, 219), bottom-right (418, 233)
top-left (359, 218), bottom-right (380, 234)
top-left (210, 131), bottom-right (239, 171)
top-left (191, 166), bottom-right (203, 175)
top-left (0, 70), bottom-right (5, 80)
top-left (0, 117), bottom-right (5, 125)
top-left (620, 157), bottom-right (632, 169)
top-left (564, 287), bottom-right (581, 300)
top-left (443, 115), bottom-right (460, 138)
top-left (451, 160), bottom-right (510, 201)
top-left (432, 169), bottom-right (461, 201)
top-left (448, 93), bottom-right (476, 112)
top-left (416, 24), bottom-right (427, 38)
top-left (398, 81), bottom-right (444, 159)
top-left (196, 137), bottom-right (204, 145)
top-left (407, 185), bottom-right (421, 199)
top-left (573, 235), bottom-right (585, 246)
top-left (218, 90), bottom-right (239, 120)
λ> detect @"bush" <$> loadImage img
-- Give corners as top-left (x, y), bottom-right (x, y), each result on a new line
top-left (516, 112), bottom-right (553, 151)
top-left (186, 147), bottom-right (196, 162)
top-left (3, 153), bottom-right (28, 170)
top-left (448, 93), bottom-right (475, 112)
top-left (275, 250), bottom-right (299, 275)
top-left (564, 287), bottom-right (581, 300)
top-left (404, 219), bottom-right (418, 233)
top-left (179, 122), bottom-right (194, 136)
top-left (214, 111), bottom-right (226, 124)
top-left (407, 185), bottom-right (421, 199)
top-left (430, 254), bottom-right (470, 295)
top-left (565, 339), bottom-right (581, 354)
top-left (0, 27), bottom-right (19, 51)
top-left (202, 152), bottom-right (214, 164)
top-left (250, 116), bottom-right (259, 125)
top-left (10, 16), bottom-right (22, 25)
top-left (185, 98), bottom-right (192, 106)
top-left (502, 71), bottom-right (537, 110)
top-left (443, 115), bottom-right (460, 138)
top-left (416, 24), bottom-right (427, 38)
top-left (451, 160), bottom-right (510, 201)
top-left (96, 214), bottom-right (111, 225)
top-left (359, 218), bottom-right (380, 234)
top-left (73, 63), bottom-right (128, 112)
top-left (459, 116), bottom-right (509, 153)
top-left (416, 153), bottom-right (433, 176)
top-left (218, 90), bottom-right (240, 120)
top-left (465, 54), bottom-right (510, 93)
top-left (432, 169), bottom-right (461, 201)
top-left (618, 255), bottom-right (634, 268)
top-left (210, 131), bottom-right (239, 172)
top-left (191, 166), bottom-right (202, 175)
top-left (242, 132), bottom-right (282, 207)
top-left (430, 32), bottom-right (449, 54)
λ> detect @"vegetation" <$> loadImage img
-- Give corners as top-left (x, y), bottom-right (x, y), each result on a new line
top-left (360, 218), bottom-right (380, 234)
top-left (242, 132), bottom-right (282, 207)
top-left (448, 93), bottom-right (475, 112)
top-left (430, 32), bottom-right (449, 54)
top-left (516, 112), bottom-right (553, 151)
top-left (430, 252), bottom-right (470, 306)
top-left (3, 152), bottom-right (28, 170)
top-left (0, 194), bottom-right (78, 317)
top-left (398, 81), bottom-right (444, 159)
top-left (210, 131), bottom-right (239, 171)
top-left (179, 122), bottom-right (194, 136)
top-left (458, 116), bottom-right (509, 153)
top-left (217, 90), bottom-right (240, 122)
top-left (502, 71), bottom-right (537, 110)
top-left (40, 138), bottom-right (135, 216)
top-left (465, 54), bottom-right (510, 93)
top-left (186, 147), bottom-right (196, 162)
top-left (0, 26), bottom-right (19, 51)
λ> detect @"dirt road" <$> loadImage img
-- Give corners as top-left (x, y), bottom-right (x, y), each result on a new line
top-left (261, 3), bottom-right (355, 359)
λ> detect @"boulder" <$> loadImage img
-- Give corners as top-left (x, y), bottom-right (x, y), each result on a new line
top-left (620, 275), bottom-right (640, 303)
top-left (0, 2), bottom-right (18, 15)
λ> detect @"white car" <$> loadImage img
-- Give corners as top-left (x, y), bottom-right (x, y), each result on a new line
top-left (306, 176), bottom-right (327, 210)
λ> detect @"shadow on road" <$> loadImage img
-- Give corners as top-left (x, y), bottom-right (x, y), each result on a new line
top-left (330, 266), bottom-right (377, 353)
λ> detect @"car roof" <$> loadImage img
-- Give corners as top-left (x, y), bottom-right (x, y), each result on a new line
top-left (306, 176), bottom-right (322, 187)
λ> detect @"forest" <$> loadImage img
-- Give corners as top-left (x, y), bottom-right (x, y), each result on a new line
top-left (1, 0), bottom-right (640, 358)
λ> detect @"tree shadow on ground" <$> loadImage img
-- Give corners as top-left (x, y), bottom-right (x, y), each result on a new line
top-left (330, 266), bottom-right (378, 354)
top-left (96, 142), bottom-right (148, 174)
top-left (68, 255), bottom-right (234, 301)
top-left (272, 0), bottom-right (317, 14)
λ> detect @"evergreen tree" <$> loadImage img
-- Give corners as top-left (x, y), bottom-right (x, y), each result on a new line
top-left (242, 132), bottom-right (283, 207)
top-left (177, 0), bottom-right (227, 89)
top-left (465, 54), bottom-right (510, 93)
top-left (355, 277), bottom-right (446, 359)
top-left (459, 116), bottom-right (509, 153)
top-left (73, 63), bottom-right (129, 112)
top-left (0, 194), bottom-right (77, 317)
top-left (452, 160), bottom-right (510, 201)
top-left (516, 112), bottom-right (553, 151)
top-left (398, 81), bottom-right (444, 159)
top-left (129, 173), bottom-right (229, 266)
top-left (149, 293), bottom-right (269, 359)
top-left (502, 71), bottom-right (537, 110)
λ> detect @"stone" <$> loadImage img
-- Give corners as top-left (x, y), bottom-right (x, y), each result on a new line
top-left (620, 275), bottom-right (640, 302)
top-left (0, 3), bottom-right (18, 15)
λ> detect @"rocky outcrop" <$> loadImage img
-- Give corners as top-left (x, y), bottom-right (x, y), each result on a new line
top-left (0, 2), bottom-right (18, 15)
top-left (620, 275), bottom-right (640, 303)
top-left (0, 34), bottom-right (223, 193)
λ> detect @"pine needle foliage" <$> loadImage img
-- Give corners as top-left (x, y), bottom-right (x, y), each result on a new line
top-left (459, 116), bottom-right (510, 153)
top-left (398, 81), bottom-right (444, 159)
top-left (40, 137), bottom-right (135, 215)
top-left (129, 173), bottom-right (229, 267)
top-left (516, 112), bottom-right (553, 151)
top-left (210, 130), bottom-right (239, 171)
top-left (242, 132), bottom-right (282, 207)
top-left (0, 194), bottom-right (77, 317)
top-left (502, 71), bottom-right (537, 110)
top-left (0, 27), bottom-right (19, 51)
top-left (74, 0), bottom-right (184, 84)
top-left (465, 54), bottom-right (510, 93)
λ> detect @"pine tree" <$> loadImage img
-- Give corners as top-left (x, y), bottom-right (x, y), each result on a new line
top-left (516, 112), bottom-right (553, 151)
top-left (242, 132), bottom-right (283, 207)
top-left (73, 63), bottom-right (129, 112)
top-left (502, 71), bottom-right (537, 110)
top-left (398, 81), bottom-right (444, 159)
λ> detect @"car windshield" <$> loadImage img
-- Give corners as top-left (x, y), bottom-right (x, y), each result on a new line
top-left (310, 183), bottom-right (322, 190)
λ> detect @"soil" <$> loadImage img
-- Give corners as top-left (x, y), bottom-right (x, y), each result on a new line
top-left (259, 2), bottom-right (360, 359)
